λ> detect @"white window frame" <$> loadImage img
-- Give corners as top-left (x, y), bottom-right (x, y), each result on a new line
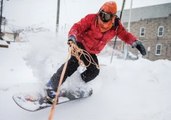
top-left (155, 44), bottom-right (162, 55)
top-left (157, 26), bottom-right (164, 37)
top-left (140, 27), bottom-right (145, 37)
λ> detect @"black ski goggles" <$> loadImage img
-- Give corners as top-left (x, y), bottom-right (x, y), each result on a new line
top-left (99, 10), bottom-right (115, 22)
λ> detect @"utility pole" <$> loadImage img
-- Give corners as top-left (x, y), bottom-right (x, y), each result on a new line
top-left (0, 0), bottom-right (3, 39)
top-left (56, 0), bottom-right (60, 32)
top-left (123, 0), bottom-right (133, 59)
top-left (128, 0), bottom-right (133, 32)
top-left (110, 0), bottom-right (126, 63)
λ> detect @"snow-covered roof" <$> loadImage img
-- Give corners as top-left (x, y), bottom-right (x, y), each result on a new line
top-left (117, 3), bottom-right (171, 23)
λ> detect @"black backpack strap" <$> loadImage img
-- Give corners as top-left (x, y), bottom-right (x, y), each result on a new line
top-left (113, 16), bottom-right (120, 30)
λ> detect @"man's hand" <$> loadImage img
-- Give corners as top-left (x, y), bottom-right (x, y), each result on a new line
top-left (132, 40), bottom-right (146, 56)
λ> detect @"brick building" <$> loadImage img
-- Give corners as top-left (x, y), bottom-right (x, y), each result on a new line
top-left (115, 3), bottom-right (171, 61)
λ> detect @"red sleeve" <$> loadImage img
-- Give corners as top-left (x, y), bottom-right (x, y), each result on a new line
top-left (117, 21), bottom-right (137, 45)
top-left (68, 14), bottom-right (93, 39)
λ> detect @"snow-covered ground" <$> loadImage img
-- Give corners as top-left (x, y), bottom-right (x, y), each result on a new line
top-left (1, 30), bottom-right (171, 120)
top-left (1, 0), bottom-right (171, 120)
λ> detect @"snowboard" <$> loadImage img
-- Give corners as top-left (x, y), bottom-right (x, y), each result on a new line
top-left (12, 88), bottom-right (93, 112)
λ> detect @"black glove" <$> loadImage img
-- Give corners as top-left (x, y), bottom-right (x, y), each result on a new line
top-left (132, 40), bottom-right (146, 56)
top-left (68, 35), bottom-right (76, 46)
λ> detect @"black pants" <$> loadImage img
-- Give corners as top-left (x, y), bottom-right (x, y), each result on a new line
top-left (49, 43), bottom-right (100, 91)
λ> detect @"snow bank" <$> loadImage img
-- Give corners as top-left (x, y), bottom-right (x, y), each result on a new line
top-left (1, 29), bottom-right (171, 120)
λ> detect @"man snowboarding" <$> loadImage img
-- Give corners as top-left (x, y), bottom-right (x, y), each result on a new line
top-left (45, 1), bottom-right (146, 103)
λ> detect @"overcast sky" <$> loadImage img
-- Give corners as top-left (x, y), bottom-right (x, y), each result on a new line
top-left (115, 0), bottom-right (171, 9)
top-left (3, 0), bottom-right (171, 29)
top-left (59, 0), bottom-right (171, 26)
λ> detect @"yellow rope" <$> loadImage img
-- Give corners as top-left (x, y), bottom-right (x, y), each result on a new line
top-left (70, 43), bottom-right (100, 69)
top-left (48, 47), bottom-right (71, 120)
top-left (48, 43), bottom-right (99, 120)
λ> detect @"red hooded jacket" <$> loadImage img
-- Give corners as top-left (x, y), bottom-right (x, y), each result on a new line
top-left (68, 14), bottom-right (137, 54)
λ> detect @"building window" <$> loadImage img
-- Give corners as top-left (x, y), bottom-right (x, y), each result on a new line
top-left (157, 26), bottom-right (164, 37)
top-left (155, 44), bottom-right (162, 55)
top-left (140, 27), bottom-right (145, 37)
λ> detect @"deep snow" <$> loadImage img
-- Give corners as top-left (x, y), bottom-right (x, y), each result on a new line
top-left (1, 30), bottom-right (171, 120)
top-left (1, 0), bottom-right (171, 120)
